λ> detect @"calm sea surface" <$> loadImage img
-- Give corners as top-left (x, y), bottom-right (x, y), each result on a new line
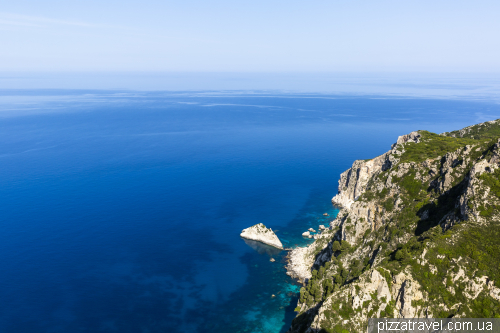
top-left (0, 90), bottom-right (499, 332)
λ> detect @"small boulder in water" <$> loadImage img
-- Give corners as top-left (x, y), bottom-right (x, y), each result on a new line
top-left (302, 231), bottom-right (310, 237)
top-left (308, 228), bottom-right (316, 233)
top-left (270, 258), bottom-right (275, 262)
top-left (323, 213), bottom-right (328, 216)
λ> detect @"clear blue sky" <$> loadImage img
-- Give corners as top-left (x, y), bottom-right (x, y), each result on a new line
top-left (1, 0), bottom-right (499, 73)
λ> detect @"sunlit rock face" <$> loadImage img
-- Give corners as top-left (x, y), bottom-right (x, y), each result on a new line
top-left (240, 223), bottom-right (283, 249)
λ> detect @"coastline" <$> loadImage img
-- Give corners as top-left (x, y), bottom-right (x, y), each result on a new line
top-left (285, 205), bottom-right (342, 284)
top-left (285, 246), bottom-right (314, 283)
top-left (283, 132), bottom-right (421, 286)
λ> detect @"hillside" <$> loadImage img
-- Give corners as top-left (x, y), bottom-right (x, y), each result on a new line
top-left (286, 119), bottom-right (500, 333)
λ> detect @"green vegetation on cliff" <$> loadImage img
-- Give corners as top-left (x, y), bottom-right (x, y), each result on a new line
top-left (288, 119), bottom-right (500, 333)
top-left (398, 131), bottom-right (475, 163)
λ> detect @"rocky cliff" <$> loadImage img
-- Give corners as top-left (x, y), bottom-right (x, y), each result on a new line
top-left (331, 131), bottom-right (420, 209)
top-left (287, 120), bottom-right (500, 333)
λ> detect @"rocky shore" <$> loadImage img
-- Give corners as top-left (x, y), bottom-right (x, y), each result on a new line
top-left (285, 246), bottom-right (313, 283)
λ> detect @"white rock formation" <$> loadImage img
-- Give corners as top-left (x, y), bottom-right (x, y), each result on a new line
top-left (392, 269), bottom-right (425, 318)
top-left (331, 156), bottom-right (390, 209)
top-left (286, 246), bottom-right (314, 282)
top-left (240, 223), bottom-right (283, 249)
top-left (395, 131), bottom-right (421, 145)
top-left (331, 131), bottom-right (421, 209)
top-left (302, 231), bottom-right (310, 237)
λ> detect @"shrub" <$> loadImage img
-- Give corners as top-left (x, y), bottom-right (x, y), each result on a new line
top-left (480, 166), bottom-right (500, 198)
top-left (340, 241), bottom-right (351, 252)
top-left (363, 229), bottom-right (371, 239)
top-left (383, 198), bottom-right (395, 211)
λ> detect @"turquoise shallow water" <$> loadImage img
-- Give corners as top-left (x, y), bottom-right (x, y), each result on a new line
top-left (0, 90), bottom-right (499, 332)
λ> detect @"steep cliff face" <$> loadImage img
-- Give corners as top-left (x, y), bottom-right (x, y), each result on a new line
top-left (287, 121), bottom-right (500, 333)
top-left (305, 268), bottom-right (429, 332)
top-left (331, 131), bottom-right (420, 209)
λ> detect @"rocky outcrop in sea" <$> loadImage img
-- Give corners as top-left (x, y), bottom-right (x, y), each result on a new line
top-left (240, 223), bottom-right (283, 249)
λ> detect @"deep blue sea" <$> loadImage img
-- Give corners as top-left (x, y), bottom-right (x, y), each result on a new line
top-left (0, 89), bottom-right (499, 332)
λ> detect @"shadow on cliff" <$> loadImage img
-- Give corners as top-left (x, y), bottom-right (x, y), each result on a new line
top-left (311, 228), bottom-right (343, 271)
top-left (285, 302), bottom-right (323, 333)
top-left (415, 178), bottom-right (467, 236)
